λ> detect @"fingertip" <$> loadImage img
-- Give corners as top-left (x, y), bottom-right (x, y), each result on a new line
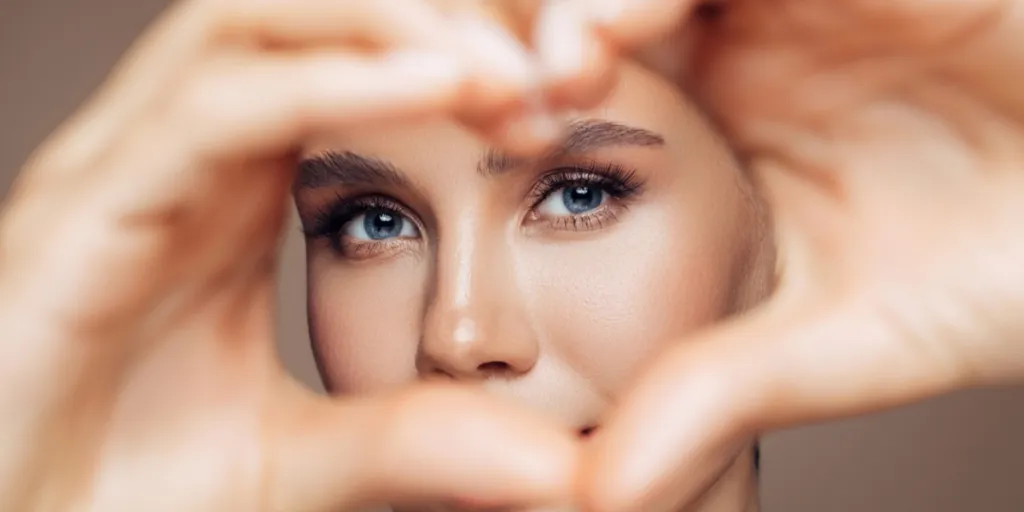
top-left (370, 383), bottom-right (580, 507)
top-left (582, 0), bottom-right (695, 48)
top-left (452, 15), bottom-right (543, 111)
top-left (474, 98), bottom-right (567, 158)
top-left (382, 50), bottom-right (468, 97)
top-left (535, 0), bottom-right (620, 109)
top-left (578, 412), bottom-right (678, 512)
top-left (543, 46), bottom-right (619, 111)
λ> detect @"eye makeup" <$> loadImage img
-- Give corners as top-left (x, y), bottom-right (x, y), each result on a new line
top-left (300, 161), bottom-right (647, 260)
top-left (525, 161), bottom-right (645, 233)
top-left (303, 194), bottom-right (422, 259)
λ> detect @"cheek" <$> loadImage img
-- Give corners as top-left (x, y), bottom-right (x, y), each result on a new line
top-left (306, 251), bottom-right (425, 394)
top-left (520, 206), bottom-right (747, 395)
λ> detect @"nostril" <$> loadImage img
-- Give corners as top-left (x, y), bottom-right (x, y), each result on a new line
top-left (477, 361), bottom-right (512, 374)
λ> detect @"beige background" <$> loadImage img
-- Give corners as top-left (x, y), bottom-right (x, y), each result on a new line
top-left (2, 1), bottom-right (1023, 510)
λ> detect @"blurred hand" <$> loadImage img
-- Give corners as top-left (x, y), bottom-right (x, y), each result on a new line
top-left (532, 1), bottom-right (1024, 510)
top-left (0, 1), bottom-right (578, 510)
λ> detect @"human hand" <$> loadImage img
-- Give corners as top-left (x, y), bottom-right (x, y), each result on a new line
top-left (535, 1), bottom-right (1024, 510)
top-left (0, 1), bottom-right (578, 510)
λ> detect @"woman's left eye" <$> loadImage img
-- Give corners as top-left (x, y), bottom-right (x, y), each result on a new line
top-left (341, 207), bottom-right (419, 241)
top-left (535, 184), bottom-right (607, 216)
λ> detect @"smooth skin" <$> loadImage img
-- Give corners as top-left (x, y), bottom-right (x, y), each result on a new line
top-left (0, 1), bottom-right (579, 511)
top-left (2, 0), bottom-right (1024, 511)
top-left (547, 1), bottom-right (1024, 511)
top-left (296, 59), bottom-right (772, 512)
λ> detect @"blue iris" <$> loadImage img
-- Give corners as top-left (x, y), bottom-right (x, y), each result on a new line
top-left (562, 186), bottom-right (603, 214)
top-left (363, 209), bottom-right (403, 240)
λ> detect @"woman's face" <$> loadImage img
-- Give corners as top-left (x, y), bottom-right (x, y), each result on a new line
top-left (294, 62), bottom-right (769, 438)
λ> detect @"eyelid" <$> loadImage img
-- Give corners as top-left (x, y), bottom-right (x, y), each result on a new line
top-left (342, 210), bottom-right (420, 240)
top-left (304, 193), bottom-right (421, 241)
top-left (527, 163), bottom-right (643, 207)
top-left (524, 163), bottom-right (645, 236)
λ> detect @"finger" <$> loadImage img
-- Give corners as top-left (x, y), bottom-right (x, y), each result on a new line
top-left (270, 383), bottom-right (578, 512)
top-left (582, 0), bottom-right (697, 48)
top-left (168, 50), bottom-right (467, 160)
top-left (457, 97), bottom-right (566, 158)
top-left (16, 51), bottom-right (467, 339)
top-left (214, 0), bottom-right (453, 48)
top-left (535, 0), bottom-right (619, 110)
top-left (47, 50), bottom-right (467, 295)
top-left (31, 1), bottom-right (209, 170)
top-left (450, 14), bottom-right (542, 111)
top-left (42, 0), bottom-right (458, 171)
top-left (580, 298), bottom-right (967, 512)
top-left (439, 0), bottom-right (567, 155)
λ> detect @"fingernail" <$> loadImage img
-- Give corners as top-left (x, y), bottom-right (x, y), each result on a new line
top-left (535, 0), bottom-right (587, 80)
top-left (454, 17), bottom-right (540, 92)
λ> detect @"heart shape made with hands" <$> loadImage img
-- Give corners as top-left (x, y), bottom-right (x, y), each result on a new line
top-left (2, 1), bottom-right (1024, 512)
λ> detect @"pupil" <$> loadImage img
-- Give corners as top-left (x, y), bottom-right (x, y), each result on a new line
top-left (364, 209), bottom-right (402, 240)
top-left (562, 186), bottom-right (602, 214)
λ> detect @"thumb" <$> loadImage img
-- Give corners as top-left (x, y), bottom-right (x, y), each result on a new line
top-left (269, 382), bottom-right (579, 512)
top-left (581, 0), bottom-right (698, 47)
top-left (580, 297), bottom-right (965, 512)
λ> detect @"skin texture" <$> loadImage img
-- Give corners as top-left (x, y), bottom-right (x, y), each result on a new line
top-left (550, 1), bottom-right (1024, 511)
top-left (0, 1), bottom-right (586, 511)
top-left (3, 1), bottom-right (1024, 512)
top-left (294, 61), bottom-right (772, 512)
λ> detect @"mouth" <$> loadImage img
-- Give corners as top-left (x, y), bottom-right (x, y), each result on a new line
top-left (578, 425), bottom-right (599, 439)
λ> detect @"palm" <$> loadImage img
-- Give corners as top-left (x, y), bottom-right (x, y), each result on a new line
top-left (685, 0), bottom-right (1024, 393)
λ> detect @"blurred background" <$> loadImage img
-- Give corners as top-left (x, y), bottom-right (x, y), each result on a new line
top-left (2, 1), bottom-right (1023, 510)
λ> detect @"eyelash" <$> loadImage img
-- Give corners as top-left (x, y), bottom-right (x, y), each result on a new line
top-left (303, 195), bottom-right (418, 256)
top-left (526, 163), bottom-right (643, 230)
top-left (304, 163), bottom-right (644, 257)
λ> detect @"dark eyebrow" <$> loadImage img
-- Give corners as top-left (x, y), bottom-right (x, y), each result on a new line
top-left (479, 119), bottom-right (665, 176)
top-left (295, 151), bottom-right (410, 190)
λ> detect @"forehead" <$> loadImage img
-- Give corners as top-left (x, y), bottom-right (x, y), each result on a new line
top-left (302, 62), bottom-right (697, 171)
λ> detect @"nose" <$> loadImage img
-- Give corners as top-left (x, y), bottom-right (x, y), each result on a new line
top-left (417, 214), bottom-right (538, 380)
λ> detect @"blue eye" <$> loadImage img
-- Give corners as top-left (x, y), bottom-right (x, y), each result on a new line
top-left (343, 208), bottom-right (418, 241)
top-left (536, 185), bottom-right (607, 216)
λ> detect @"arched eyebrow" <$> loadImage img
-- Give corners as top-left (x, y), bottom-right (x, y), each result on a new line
top-left (295, 151), bottom-right (409, 190)
top-left (478, 119), bottom-right (665, 175)
top-left (294, 119), bottom-right (665, 190)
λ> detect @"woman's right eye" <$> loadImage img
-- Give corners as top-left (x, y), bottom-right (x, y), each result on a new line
top-left (341, 207), bottom-right (419, 241)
